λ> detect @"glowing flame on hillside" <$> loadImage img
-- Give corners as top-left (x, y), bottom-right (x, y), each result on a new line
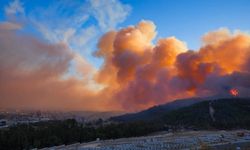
top-left (229, 88), bottom-right (239, 97)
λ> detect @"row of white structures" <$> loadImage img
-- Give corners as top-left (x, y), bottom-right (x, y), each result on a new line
top-left (39, 130), bottom-right (250, 150)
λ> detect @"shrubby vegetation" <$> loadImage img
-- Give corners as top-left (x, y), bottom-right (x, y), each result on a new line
top-left (162, 98), bottom-right (250, 129)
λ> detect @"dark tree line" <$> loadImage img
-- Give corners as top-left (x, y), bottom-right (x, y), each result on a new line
top-left (0, 119), bottom-right (163, 150)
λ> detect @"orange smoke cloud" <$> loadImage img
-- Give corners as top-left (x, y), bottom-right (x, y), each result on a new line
top-left (95, 21), bottom-right (250, 111)
top-left (1, 21), bottom-right (250, 112)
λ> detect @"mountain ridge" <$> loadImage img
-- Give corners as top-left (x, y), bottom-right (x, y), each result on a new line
top-left (110, 96), bottom-right (210, 122)
top-left (111, 97), bottom-right (250, 129)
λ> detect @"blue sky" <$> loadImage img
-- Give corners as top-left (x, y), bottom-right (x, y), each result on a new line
top-left (121, 0), bottom-right (250, 49)
top-left (0, 0), bottom-right (249, 68)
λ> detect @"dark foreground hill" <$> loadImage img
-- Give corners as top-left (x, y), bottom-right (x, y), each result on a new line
top-left (111, 98), bottom-right (250, 129)
top-left (162, 98), bottom-right (250, 129)
top-left (111, 97), bottom-right (250, 129)
top-left (111, 97), bottom-right (250, 130)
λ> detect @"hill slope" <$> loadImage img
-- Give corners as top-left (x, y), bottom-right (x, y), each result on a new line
top-left (110, 97), bottom-right (207, 122)
top-left (162, 98), bottom-right (250, 129)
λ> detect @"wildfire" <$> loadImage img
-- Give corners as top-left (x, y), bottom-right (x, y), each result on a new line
top-left (229, 88), bottom-right (239, 97)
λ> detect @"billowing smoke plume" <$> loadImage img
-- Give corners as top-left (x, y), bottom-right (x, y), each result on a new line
top-left (95, 21), bottom-right (250, 111)
top-left (1, 20), bottom-right (250, 112)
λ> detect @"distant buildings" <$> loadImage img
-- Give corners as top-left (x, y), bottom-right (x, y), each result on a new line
top-left (0, 110), bottom-right (123, 127)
